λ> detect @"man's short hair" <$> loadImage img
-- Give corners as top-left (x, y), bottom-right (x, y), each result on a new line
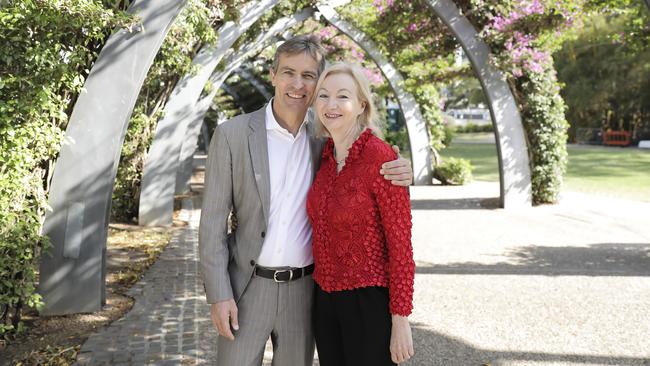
top-left (272, 34), bottom-right (326, 75)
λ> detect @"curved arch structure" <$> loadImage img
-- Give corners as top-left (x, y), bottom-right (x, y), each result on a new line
top-left (175, 68), bottom-right (271, 195)
top-left (173, 83), bottom-right (247, 195)
top-left (153, 6), bottom-right (440, 225)
top-left (425, 0), bottom-right (532, 208)
top-left (139, 7), bottom-right (314, 225)
top-left (138, 0), bottom-right (281, 226)
top-left (38, 0), bottom-right (187, 315)
top-left (237, 66), bottom-right (273, 100)
top-left (318, 5), bottom-right (434, 186)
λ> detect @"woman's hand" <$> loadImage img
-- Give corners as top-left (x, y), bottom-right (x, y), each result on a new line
top-left (390, 315), bottom-right (414, 364)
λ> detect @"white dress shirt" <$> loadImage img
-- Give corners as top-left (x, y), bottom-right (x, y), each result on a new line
top-left (256, 100), bottom-right (313, 267)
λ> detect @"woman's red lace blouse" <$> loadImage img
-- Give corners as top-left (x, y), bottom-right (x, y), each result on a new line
top-left (307, 129), bottom-right (414, 316)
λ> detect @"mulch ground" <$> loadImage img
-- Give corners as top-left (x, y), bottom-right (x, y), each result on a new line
top-left (0, 213), bottom-right (187, 366)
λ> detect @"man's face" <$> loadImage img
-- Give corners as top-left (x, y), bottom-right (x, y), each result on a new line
top-left (270, 52), bottom-right (320, 117)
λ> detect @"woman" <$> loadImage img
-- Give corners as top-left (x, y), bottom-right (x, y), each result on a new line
top-left (306, 63), bottom-right (415, 366)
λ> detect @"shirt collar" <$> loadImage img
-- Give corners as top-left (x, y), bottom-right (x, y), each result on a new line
top-left (265, 98), bottom-right (309, 134)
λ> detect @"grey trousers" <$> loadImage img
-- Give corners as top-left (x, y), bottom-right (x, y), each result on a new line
top-left (216, 274), bottom-right (315, 366)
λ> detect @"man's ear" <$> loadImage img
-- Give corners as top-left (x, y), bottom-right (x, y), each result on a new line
top-left (270, 69), bottom-right (276, 87)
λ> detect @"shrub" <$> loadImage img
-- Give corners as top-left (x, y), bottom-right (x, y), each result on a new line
top-left (0, 0), bottom-right (131, 338)
top-left (442, 124), bottom-right (456, 146)
top-left (433, 157), bottom-right (473, 185)
top-left (454, 123), bottom-right (494, 134)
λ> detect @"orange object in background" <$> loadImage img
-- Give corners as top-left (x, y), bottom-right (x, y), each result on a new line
top-left (603, 130), bottom-right (632, 146)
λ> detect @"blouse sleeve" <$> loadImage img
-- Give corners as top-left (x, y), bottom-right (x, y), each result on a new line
top-left (371, 146), bottom-right (415, 316)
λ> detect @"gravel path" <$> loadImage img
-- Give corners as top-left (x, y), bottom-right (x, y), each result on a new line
top-left (77, 161), bottom-right (650, 365)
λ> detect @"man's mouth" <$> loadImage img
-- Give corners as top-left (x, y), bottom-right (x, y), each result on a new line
top-left (287, 93), bottom-right (305, 99)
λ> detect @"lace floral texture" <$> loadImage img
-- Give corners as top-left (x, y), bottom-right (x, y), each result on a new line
top-left (307, 129), bottom-right (415, 316)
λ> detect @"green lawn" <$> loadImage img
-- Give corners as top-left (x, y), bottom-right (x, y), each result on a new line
top-left (442, 140), bottom-right (650, 202)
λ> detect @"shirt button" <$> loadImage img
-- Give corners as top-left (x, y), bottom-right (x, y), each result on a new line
top-left (261, 231), bottom-right (266, 238)
top-left (250, 260), bottom-right (256, 266)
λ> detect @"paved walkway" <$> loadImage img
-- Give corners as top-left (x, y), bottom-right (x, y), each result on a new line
top-left (76, 157), bottom-right (650, 365)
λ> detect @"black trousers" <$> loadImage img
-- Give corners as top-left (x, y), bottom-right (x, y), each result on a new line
top-left (314, 284), bottom-right (396, 366)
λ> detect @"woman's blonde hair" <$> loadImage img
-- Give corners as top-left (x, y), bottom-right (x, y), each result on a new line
top-left (311, 63), bottom-right (383, 139)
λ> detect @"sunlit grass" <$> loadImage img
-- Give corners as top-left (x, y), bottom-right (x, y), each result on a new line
top-left (442, 138), bottom-right (650, 202)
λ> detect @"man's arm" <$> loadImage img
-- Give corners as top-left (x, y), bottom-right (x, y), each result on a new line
top-left (199, 124), bottom-right (234, 302)
top-left (380, 145), bottom-right (413, 186)
top-left (198, 125), bottom-right (239, 340)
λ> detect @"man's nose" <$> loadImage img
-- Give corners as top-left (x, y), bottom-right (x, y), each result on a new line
top-left (292, 76), bottom-right (305, 89)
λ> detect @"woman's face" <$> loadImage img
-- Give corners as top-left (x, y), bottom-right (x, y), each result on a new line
top-left (314, 72), bottom-right (366, 137)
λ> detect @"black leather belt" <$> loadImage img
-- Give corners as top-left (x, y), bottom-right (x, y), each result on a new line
top-left (255, 264), bottom-right (314, 283)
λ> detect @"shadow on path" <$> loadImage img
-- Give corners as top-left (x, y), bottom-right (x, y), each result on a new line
top-left (416, 243), bottom-right (650, 277)
top-left (411, 197), bottom-right (500, 210)
top-left (410, 324), bottom-right (650, 366)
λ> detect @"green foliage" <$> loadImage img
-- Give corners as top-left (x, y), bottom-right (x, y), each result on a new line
top-left (442, 125), bottom-right (456, 147)
top-left (454, 123), bottom-right (494, 134)
top-left (0, 0), bottom-right (239, 339)
top-left (554, 10), bottom-right (650, 141)
top-left (0, 0), bottom-right (132, 338)
top-left (339, 0), bottom-right (578, 202)
top-left (513, 62), bottom-right (569, 203)
top-left (434, 157), bottom-right (474, 185)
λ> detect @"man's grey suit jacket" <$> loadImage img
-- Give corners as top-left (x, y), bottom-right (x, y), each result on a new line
top-left (199, 105), bottom-right (326, 304)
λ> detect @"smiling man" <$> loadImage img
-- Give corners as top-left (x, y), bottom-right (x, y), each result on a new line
top-left (199, 35), bottom-right (413, 366)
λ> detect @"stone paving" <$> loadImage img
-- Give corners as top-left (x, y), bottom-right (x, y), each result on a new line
top-left (76, 155), bottom-right (650, 365)
top-left (76, 199), bottom-right (219, 366)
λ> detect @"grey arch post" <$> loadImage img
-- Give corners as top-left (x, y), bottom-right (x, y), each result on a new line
top-left (237, 66), bottom-right (273, 99)
top-left (318, 5), bottom-right (434, 185)
top-left (138, 0), bottom-right (281, 226)
top-left (425, 0), bottom-right (532, 208)
top-left (173, 9), bottom-right (315, 196)
top-left (38, 0), bottom-right (187, 315)
top-left (175, 68), bottom-right (271, 195)
top-left (141, 7), bottom-right (314, 223)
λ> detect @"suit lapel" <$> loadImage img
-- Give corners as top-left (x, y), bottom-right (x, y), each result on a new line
top-left (248, 107), bottom-right (271, 224)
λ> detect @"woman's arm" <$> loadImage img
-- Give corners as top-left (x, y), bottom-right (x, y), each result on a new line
top-left (371, 145), bottom-right (416, 364)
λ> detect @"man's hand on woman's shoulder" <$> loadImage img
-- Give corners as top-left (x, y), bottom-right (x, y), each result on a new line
top-left (380, 145), bottom-right (413, 186)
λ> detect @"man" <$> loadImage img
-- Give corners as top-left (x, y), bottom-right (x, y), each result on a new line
top-left (199, 34), bottom-right (412, 366)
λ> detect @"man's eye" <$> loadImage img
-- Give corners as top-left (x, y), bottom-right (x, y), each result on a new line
top-left (304, 74), bottom-right (315, 79)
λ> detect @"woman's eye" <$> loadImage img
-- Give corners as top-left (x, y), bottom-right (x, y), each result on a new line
top-left (338, 95), bottom-right (349, 99)
top-left (319, 94), bottom-right (328, 98)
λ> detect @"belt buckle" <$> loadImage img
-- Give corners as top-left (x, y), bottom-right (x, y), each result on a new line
top-left (273, 269), bottom-right (293, 283)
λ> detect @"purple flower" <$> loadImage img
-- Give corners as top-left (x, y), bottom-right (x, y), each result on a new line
top-left (406, 23), bottom-right (417, 32)
top-left (362, 68), bottom-right (384, 86)
top-left (522, 0), bottom-right (544, 15)
top-left (351, 48), bottom-right (365, 62)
